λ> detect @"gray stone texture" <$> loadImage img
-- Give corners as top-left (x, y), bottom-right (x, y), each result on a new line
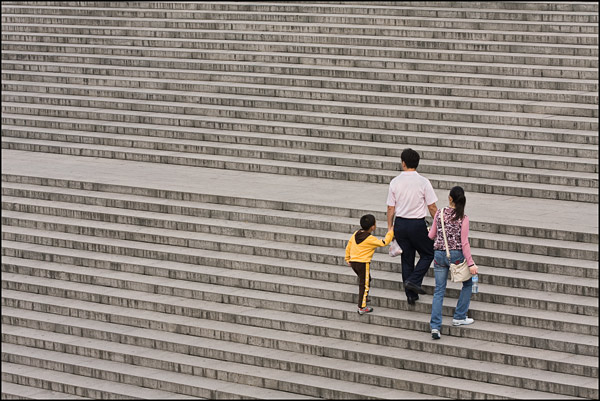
top-left (1, 1), bottom-right (598, 399)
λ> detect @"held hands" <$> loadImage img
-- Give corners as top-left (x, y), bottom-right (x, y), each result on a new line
top-left (469, 264), bottom-right (478, 275)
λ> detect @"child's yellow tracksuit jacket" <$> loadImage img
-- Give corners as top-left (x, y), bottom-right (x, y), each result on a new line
top-left (345, 229), bottom-right (394, 263)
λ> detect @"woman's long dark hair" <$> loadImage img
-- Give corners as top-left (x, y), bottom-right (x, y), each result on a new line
top-left (449, 186), bottom-right (466, 221)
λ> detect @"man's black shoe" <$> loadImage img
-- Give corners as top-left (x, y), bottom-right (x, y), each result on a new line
top-left (405, 281), bottom-right (426, 295)
top-left (407, 297), bottom-right (417, 305)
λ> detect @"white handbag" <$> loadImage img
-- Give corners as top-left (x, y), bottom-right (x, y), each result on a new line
top-left (440, 208), bottom-right (472, 283)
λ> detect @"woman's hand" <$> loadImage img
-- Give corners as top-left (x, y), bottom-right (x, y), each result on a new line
top-left (469, 264), bottom-right (478, 275)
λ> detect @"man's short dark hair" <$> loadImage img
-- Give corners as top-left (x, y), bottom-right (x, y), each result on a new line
top-left (401, 148), bottom-right (420, 169)
top-left (360, 214), bottom-right (376, 230)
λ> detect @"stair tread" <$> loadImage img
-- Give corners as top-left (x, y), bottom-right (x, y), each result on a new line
top-left (0, 362), bottom-right (203, 399)
top-left (3, 297), bottom-right (596, 370)
top-left (2, 249), bottom-right (597, 327)
top-left (3, 30), bottom-right (598, 50)
top-left (2, 247), bottom-right (597, 311)
top-left (2, 272), bottom-right (597, 348)
top-left (3, 125), bottom-right (597, 168)
top-left (3, 114), bottom-right (596, 152)
top-left (2, 207), bottom-right (598, 270)
top-left (2, 21), bottom-right (599, 40)
top-left (2, 314), bottom-right (596, 393)
top-left (3, 101), bottom-right (596, 138)
top-left (4, 90), bottom-right (596, 122)
top-left (4, 59), bottom-right (597, 86)
top-left (3, 137), bottom-right (597, 195)
top-left (3, 45), bottom-right (597, 68)
top-left (2, 196), bottom-right (597, 254)
top-left (4, 79), bottom-right (597, 112)
top-left (0, 381), bottom-right (91, 399)
top-left (1, 181), bottom-right (597, 242)
top-left (3, 127), bottom-right (597, 178)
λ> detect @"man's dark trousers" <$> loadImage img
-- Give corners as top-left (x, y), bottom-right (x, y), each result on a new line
top-left (394, 216), bottom-right (434, 300)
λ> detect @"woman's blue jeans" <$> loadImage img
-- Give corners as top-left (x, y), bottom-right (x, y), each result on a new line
top-left (430, 250), bottom-right (473, 331)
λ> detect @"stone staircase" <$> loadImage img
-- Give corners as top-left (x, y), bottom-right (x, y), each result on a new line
top-left (1, 1), bottom-right (598, 399)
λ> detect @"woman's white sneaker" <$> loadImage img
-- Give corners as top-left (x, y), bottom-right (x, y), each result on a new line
top-left (452, 317), bottom-right (474, 326)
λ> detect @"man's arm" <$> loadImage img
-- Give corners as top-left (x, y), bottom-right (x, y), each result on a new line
top-left (427, 202), bottom-right (438, 219)
top-left (387, 205), bottom-right (395, 231)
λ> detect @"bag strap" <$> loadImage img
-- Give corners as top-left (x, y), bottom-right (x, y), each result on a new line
top-left (439, 207), bottom-right (451, 259)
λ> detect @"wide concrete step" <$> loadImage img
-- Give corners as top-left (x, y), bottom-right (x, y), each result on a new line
top-left (2, 210), bottom-right (595, 280)
top-left (5, 60), bottom-right (597, 93)
top-left (3, 90), bottom-right (596, 133)
top-left (3, 236), bottom-right (596, 314)
top-left (2, 129), bottom-right (598, 190)
top-left (2, 40), bottom-right (597, 69)
top-left (3, 67), bottom-right (599, 106)
top-left (3, 173), bottom-right (596, 244)
top-left (1, 267), bottom-right (598, 358)
top-left (2, 223), bottom-right (598, 330)
top-left (3, 233), bottom-right (597, 319)
top-left (2, 179), bottom-right (596, 244)
top-left (2, 20), bottom-right (598, 45)
top-left (2, 28), bottom-right (597, 59)
top-left (0, 381), bottom-right (91, 399)
top-left (1, 342), bottom-right (309, 399)
top-left (3, 136), bottom-right (597, 203)
top-left (3, 283), bottom-right (598, 376)
top-left (3, 49), bottom-right (596, 83)
top-left (2, 101), bottom-right (597, 151)
top-left (2, 194), bottom-right (597, 262)
top-left (1, 311), bottom-right (595, 399)
top-left (2, 1), bottom-right (597, 22)
top-left (4, 114), bottom-right (597, 161)
top-left (1, 364), bottom-right (201, 399)
top-left (4, 79), bottom-right (597, 119)
top-left (3, 282), bottom-right (597, 379)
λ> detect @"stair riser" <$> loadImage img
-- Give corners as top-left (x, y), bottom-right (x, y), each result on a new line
top-left (3, 174), bottom-right (597, 244)
top-left (3, 70), bottom-right (599, 105)
top-left (2, 22), bottom-right (599, 44)
top-left (3, 31), bottom-right (598, 58)
top-left (1, 371), bottom-right (137, 400)
top-left (4, 243), bottom-right (595, 297)
top-left (0, 353), bottom-right (258, 400)
top-left (2, 51), bottom-right (598, 83)
top-left (2, 41), bottom-right (598, 69)
top-left (3, 219), bottom-right (596, 281)
top-left (2, 280), bottom-right (596, 357)
top-left (2, 5), bottom-right (597, 22)
top-left (2, 247), bottom-right (596, 316)
top-left (2, 260), bottom-right (597, 335)
top-left (2, 141), bottom-right (597, 203)
top-left (4, 116), bottom-right (597, 158)
top-left (4, 133), bottom-right (598, 189)
top-left (5, 61), bottom-right (596, 92)
top-left (3, 202), bottom-right (597, 261)
top-left (4, 93), bottom-right (597, 131)
top-left (4, 81), bottom-right (597, 118)
top-left (1, 326), bottom-right (593, 398)
top-left (3, 303), bottom-right (594, 378)
top-left (3, 128), bottom-right (597, 174)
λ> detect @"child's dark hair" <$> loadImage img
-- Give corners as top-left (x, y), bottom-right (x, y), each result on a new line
top-left (449, 186), bottom-right (466, 221)
top-left (360, 214), bottom-right (376, 230)
top-left (401, 148), bottom-right (420, 169)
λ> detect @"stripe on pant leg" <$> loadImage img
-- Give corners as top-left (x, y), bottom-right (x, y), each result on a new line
top-left (362, 262), bottom-right (370, 308)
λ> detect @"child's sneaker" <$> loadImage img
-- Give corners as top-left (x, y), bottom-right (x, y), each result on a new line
top-left (357, 306), bottom-right (373, 315)
top-left (431, 329), bottom-right (441, 340)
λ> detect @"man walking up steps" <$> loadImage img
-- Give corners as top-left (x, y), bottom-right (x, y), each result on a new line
top-left (387, 148), bottom-right (438, 305)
